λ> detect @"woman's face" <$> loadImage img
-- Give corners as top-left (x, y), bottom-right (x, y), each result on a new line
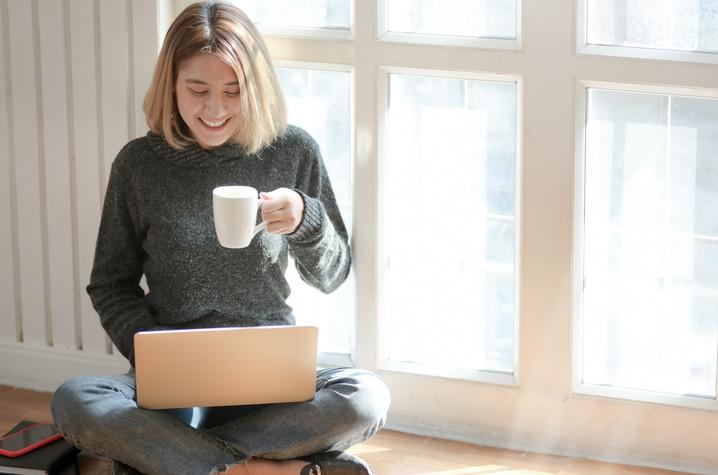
top-left (175, 54), bottom-right (241, 149)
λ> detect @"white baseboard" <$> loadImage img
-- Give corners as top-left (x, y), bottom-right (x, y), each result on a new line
top-left (0, 340), bottom-right (130, 392)
top-left (385, 418), bottom-right (713, 475)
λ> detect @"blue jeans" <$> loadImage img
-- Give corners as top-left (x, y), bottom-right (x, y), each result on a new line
top-left (51, 367), bottom-right (390, 475)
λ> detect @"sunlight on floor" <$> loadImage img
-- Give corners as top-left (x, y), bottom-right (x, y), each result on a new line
top-left (348, 435), bottom-right (564, 475)
top-left (349, 444), bottom-right (393, 455)
top-left (420, 466), bottom-right (558, 475)
top-left (420, 465), bottom-right (510, 474)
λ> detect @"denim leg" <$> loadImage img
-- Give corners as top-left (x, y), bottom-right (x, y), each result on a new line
top-left (51, 372), bottom-right (243, 475)
top-left (205, 368), bottom-right (391, 459)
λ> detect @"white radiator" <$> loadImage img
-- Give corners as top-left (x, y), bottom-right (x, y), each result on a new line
top-left (0, 0), bottom-right (160, 392)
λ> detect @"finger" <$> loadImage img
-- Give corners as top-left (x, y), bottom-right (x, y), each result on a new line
top-left (266, 196), bottom-right (301, 216)
top-left (264, 212), bottom-right (296, 231)
top-left (261, 210), bottom-right (285, 225)
top-left (258, 192), bottom-right (277, 210)
top-left (264, 202), bottom-right (295, 216)
top-left (261, 195), bottom-right (291, 214)
top-left (265, 221), bottom-right (292, 235)
top-left (262, 205), bottom-right (286, 217)
top-left (265, 215), bottom-right (286, 225)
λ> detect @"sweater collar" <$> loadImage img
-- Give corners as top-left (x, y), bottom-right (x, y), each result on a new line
top-left (147, 132), bottom-right (249, 168)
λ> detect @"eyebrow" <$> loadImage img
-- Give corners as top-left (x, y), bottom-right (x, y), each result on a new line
top-left (184, 79), bottom-right (240, 86)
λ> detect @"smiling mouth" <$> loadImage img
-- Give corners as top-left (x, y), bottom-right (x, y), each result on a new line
top-left (199, 117), bottom-right (230, 128)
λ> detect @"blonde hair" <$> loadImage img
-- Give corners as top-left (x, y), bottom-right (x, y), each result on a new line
top-left (143, 1), bottom-right (287, 153)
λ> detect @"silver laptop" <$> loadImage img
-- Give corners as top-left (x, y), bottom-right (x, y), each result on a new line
top-left (134, 325), bottom-right (318, 409)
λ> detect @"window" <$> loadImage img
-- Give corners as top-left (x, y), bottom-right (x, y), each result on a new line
top-left (231, 0), bottom-right (352, 39)
top-left (575, 83), bottom-right (718, 408)
top-left (574, 0), bottom-right (718, 412)
top-left (379, 70), bottom-right (519, 381)
top-left (378, 0), bottom-right (521, 49)
top-left (274, 63), bottom-right (354, 363)
top-left (578, 0), bottom-right (718, 63)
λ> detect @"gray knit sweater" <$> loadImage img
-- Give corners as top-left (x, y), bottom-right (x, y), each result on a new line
top-left (87, 125), bottom-right (351, 365)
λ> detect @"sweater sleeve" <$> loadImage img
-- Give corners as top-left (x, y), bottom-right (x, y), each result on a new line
top-left (86, 153), bottom-right (168, 365)
top-left (286, 136), bottom-right (351, 293)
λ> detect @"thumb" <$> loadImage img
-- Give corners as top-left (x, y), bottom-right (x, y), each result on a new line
top-left (259, 191), bottom-right (273, 200)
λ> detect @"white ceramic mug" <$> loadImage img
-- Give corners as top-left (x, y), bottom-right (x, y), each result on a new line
top-left (212, 186), bottom-right (265, 248)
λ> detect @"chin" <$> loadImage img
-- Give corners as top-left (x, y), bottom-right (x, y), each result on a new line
top-left (191, 119), bottom-right (236, 149)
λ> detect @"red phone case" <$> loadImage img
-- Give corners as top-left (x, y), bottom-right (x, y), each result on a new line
top-left (0, 423), bottom-right (63, 458)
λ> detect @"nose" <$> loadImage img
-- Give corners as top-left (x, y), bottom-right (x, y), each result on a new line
top-left (203, 92), bottom-right (227, 117)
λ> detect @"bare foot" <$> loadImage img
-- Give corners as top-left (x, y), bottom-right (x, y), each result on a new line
top-left (222, 458), bottom-right (308, 475)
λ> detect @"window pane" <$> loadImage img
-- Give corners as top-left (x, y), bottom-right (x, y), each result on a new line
top-left (582, 88), bottom-right (718, 397)
top-left (275, 67), bottom-right (352, 355)
top-left (386, 0), bottom-right (517, 39)
top-left (586, 0), bottom-right (718, 54)
top-left (232, 0), bottom-right (350, 30)
top-left (385, 73), bottom-right (518, 373)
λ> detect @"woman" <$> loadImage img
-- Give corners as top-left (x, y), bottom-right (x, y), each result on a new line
top-left (50, 2), bottom-right (390, 474)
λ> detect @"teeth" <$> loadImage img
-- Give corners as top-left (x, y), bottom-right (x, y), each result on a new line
top-left (200, 117), bottom-right (229, 127)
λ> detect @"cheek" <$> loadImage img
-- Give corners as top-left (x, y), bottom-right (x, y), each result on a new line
top-left (176, 93), bottom-right (199, 121)
top-left (228, 97), bottom-right (242, 114)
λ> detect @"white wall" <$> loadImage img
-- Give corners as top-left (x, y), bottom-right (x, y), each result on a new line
top-left (0, 0), bottom-right (160, 386)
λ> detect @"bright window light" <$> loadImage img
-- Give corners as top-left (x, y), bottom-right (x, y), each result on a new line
top-left (275, 66), bottom-right (353, 356)
top-left (384, 73), bottom-right (518, 374)
top-left (231, 0), bottom-right (350, 30)
top-left (586, 0), bottom-right (718, 54)
top-left (385, 0), bottom-right (517, 39)
top-left (581, 88), bottom-right (718, 397)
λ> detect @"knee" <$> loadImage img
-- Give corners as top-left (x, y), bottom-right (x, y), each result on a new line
top-left (51, 378), bottom-right (83, 427)
top-left (51, 378), bottom-right (93, 433)
top-left (336, 370), bottom-right (391, 431)
top-left (358, 372), bottom-right (391, 429)
top-left (51, 376), bottom-right (127, 437)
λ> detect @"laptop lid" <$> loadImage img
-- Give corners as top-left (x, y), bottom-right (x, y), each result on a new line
top-left (134, 325), bottom-right (318, 409)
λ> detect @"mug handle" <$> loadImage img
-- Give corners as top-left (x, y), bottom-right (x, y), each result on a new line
top-left (253, 197), bottom-right (266, 236)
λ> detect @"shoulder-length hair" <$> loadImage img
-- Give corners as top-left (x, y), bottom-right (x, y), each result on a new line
top-left (143, 1), bottom-right (287, 153)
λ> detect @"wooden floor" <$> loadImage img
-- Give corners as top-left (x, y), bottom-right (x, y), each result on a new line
top-left (0, 385), bottom-right (692, 475)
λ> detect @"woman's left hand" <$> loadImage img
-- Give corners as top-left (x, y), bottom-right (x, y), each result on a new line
top-left (259, 188), bottom-right (305, 235)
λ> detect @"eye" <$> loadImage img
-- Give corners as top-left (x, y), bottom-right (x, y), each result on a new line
top-left (225, 90), bottom-right (240, 97)
top-left (189, 89), bottom-right (208, 96)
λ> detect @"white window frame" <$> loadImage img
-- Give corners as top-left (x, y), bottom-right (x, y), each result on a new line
top-left (375, 65), bottom-right (523, 386)
top-left (576, 0), bottom-right (718, 65)
top-left (572, 79), bottom-right (718, 412)
top-left (255, 25), bottom-right (354, 42)
top-left (377, 0), bottom-right (523, 50)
